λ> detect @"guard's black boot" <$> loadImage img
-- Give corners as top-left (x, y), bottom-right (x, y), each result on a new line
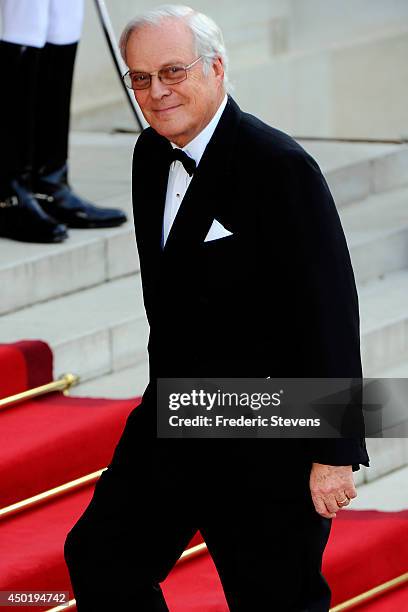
top-left (33, 42), bottom-right (127, 229)
top-left (0, 41), bottom-right (68, 243)
top-left (35, 163), bottom-right (128, 228)
top-left (0, 181), bottom-right (67, 243)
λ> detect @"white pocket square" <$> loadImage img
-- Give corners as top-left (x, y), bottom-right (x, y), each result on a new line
top-left (204, 219), bottom-right (233, 242)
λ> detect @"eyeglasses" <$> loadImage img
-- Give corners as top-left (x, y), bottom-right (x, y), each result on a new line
top-left (122, 56), bottom-right (203, 90)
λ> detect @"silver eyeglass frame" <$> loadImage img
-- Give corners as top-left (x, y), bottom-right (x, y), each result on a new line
top-left (122, 56), bottom-right (203, 90)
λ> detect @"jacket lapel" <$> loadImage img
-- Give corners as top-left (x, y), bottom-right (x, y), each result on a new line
top-left (139, 134), bottom-right (172, 253)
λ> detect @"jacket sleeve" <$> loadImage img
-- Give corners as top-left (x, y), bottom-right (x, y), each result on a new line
top-left (259, 148), bottom-right (370, 470)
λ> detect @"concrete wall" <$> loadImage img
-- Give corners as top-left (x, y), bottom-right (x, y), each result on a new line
top-left (288, 0), bottom-right (408, 52)
top-left (232, 27), bottom-right (408, 140)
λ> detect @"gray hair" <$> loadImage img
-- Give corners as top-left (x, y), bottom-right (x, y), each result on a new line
top-left (119, 4), bottom-right (231, 91)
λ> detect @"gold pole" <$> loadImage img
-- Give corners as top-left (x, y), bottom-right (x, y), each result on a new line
top-left (47, 599), bottom-right (76, 611)
top-left (0, 469), bottom-right (104, 520)
top-left (179, 542), bottom-right (208, 562)
top-left (330, 572), bottom-right (408, 610)
top-left (0, 373), bottom-right (80, 410)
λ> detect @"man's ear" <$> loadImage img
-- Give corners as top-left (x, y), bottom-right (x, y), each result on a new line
top-left (212, 56), bottom-right (225, 82)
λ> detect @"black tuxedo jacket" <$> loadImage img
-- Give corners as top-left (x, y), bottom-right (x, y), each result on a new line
top-left (131, 96), bottom-right (369, 493)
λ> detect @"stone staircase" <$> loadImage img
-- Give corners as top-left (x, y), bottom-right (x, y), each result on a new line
top-left (1, 131), bottom-right (407, 486)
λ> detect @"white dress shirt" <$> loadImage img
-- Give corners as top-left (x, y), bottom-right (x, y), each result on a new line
top-left (162, 94), bottom-right (228, 247)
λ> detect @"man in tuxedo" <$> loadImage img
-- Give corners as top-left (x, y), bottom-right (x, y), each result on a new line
top-left (64, 5), bottom-right (370, 611)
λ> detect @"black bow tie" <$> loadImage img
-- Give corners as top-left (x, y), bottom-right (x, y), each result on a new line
top-left (169, 148), bottom-right (196, 176)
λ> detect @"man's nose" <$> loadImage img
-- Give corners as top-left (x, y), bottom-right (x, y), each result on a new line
top-left (149, 74), bottom-right (171, 99)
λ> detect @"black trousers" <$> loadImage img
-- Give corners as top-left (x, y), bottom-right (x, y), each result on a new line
top-left (64, 389), bottom-right (333, 611)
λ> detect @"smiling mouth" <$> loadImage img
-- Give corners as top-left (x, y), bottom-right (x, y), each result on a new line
top-left (153, 105), bottom-right (181, 114)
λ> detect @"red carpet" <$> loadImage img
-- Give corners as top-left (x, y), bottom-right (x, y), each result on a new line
top-left (0, 341), bottom-right (407, 611)
top-left (0, 485), bottom-right (95, 601)
top-left (0, 340), bottom-right (141, 610)
top-left (324, 509), bottom-right (408, 607)
top-left (164, 553), bottom-right (229, 611)
top-left (0, 393), bottom-right (139, 507)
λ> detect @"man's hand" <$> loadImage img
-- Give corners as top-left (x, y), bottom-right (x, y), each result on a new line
top-left (309, 463), bottom-right (357, 519)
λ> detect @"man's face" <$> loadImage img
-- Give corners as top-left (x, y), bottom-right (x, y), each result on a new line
top-left (125, 19), bottom-right (225, 147)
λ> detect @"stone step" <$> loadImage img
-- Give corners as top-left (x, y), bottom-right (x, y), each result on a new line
top-left (360, 269), bottom-right (408, 375)
top-left (70, 362), bottom-right (148, 399)
top-left (340, 185), bottom-right (408, 284)
top-left (369, 351), bottom-right (408, 480)
top-left (0, 221), bottom-right (138, 316)
top-left (0, 274), bottom-right (148, 383)
top-left (362, 438), bottom-right (408, 483)
top-left (351, 464), bottom-right (408, 510)
top-left (375, 359), bottom-right (408, 378)
top-left (303, 141), bottom-right (408, 207)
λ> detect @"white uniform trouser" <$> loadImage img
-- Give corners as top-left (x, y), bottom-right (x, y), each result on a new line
top-left (0, 0), bottom-right (84, 47)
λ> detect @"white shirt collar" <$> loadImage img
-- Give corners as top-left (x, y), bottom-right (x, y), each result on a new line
top-left (171, 94), bottom-right (228, 166)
